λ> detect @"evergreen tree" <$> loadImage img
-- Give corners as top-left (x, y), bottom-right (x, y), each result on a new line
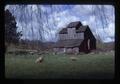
top-left (5, 9), bottom-right (22, 44)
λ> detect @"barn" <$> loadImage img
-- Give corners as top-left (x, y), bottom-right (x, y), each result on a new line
top-left (53, 21), bottom-right (96, 54)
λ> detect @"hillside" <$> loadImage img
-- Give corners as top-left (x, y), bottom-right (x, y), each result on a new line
top-left (96, 40), bottom-right (114, 51)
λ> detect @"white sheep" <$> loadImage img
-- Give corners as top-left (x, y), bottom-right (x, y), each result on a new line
top-left (35, 56), bottom-right (43, 63)
top-left (70, 56), bottom-right (77, 61)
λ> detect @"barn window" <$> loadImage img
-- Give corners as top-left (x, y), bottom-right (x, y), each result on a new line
top-left (87, 39), bottom-right (90, 50)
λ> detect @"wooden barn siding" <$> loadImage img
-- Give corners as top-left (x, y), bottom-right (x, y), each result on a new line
top-left (90, 38), bottom-right (96, 50)
top-left (59, 28), bottom-right (84, 40)
top-left (79, 39), bottom-right (89, 53)
top-left (79, 27), bottom-right (96, 53)
top-left (59, 33), bottom-right (84, 40)
top-left (87, 28), bottom-right (96, 50)
top-left (79, 41), bottom-right (85, 52)
top-left (84, 27), bottom-right (96, 51)
top-left (53, 47), bottom-right (79, 54)
top-left (59, 34), bottom-right (68, 40)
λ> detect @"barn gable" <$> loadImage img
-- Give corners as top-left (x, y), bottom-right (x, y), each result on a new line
top-left (59, 21), bottom-right (82, 34)
top-left (59, 25), bottom-right (87, 34)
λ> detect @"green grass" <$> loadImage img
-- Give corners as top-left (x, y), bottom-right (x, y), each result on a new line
top-left (5, 52), bottom-right (114, 79)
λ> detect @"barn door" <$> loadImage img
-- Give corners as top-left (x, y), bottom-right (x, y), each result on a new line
top-left (64, 48), bottom-right (66, 53)
top-left (87, 39), bottom-right (90, 50)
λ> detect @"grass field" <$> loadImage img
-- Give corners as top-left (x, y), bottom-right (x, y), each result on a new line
top-left (5, 51), bottom-right (114, 79)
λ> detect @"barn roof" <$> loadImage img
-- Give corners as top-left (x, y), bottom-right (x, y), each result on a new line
top-left (59, 25), bottom-right (88, 34)
top-left (67, 21), bottom-right (82, 28)
top-left (76, 26), bottom-right (88, 33)
top-left (59, 28), bottom-right (67, 34)
top-left (54, 39), bottom-right (83, 48)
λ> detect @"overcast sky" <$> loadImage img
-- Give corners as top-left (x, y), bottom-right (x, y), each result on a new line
top-left (5, 5), bottom-right (115, 43)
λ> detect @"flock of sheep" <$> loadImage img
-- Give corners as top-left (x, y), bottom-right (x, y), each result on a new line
top-left (35, 56), bottom-right (78, 64)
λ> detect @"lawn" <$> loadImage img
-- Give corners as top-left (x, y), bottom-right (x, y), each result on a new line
top-left (5, 51), bottom-right (114, 79)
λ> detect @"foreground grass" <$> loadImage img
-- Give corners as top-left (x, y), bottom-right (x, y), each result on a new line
top-left (5, 52), bottom-right (114, 79)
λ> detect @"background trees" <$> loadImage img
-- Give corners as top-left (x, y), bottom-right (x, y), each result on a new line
top-left (5, 9), bottom-right (22, 44)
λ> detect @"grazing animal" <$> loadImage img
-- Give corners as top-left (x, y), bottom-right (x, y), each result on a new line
top-left (29, 51), bottom-right (34, 55)
top-left (70, 57), bottom-right (77, 61)
top-left (35, 56), bottom-right (43, 63)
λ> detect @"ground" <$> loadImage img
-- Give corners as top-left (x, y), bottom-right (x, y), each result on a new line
top-left (5, 51), bottom-right (114, 79)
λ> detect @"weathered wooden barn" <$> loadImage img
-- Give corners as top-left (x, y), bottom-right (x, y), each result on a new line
top-left (54, 21), bottom-right (96, 54)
